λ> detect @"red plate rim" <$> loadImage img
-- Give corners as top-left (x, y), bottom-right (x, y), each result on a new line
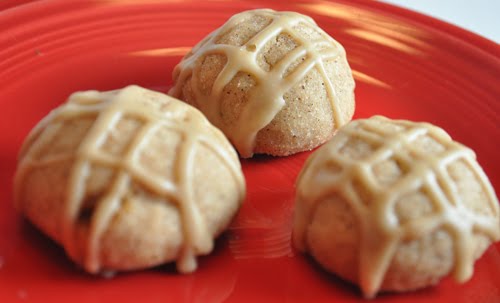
top-left (1, 0), bottom-right (499, 60)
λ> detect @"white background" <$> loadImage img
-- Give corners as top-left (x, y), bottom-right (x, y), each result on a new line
top-left (380, 0), bottom-right (500, 43)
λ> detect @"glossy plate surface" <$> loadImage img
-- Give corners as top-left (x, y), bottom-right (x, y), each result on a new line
top-left (0, 0), bottom-right (499, 302)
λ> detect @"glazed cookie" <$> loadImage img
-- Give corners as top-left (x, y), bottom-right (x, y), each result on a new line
top-left (293, 115), bottom-right (500, 298)
top-left (14, 85), bottom-right (246, 274)
top-left (169, 9), bottom-right (355, 158)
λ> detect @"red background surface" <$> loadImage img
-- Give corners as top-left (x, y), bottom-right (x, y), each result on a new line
top-left (1, 0), bottom-right (499, 302)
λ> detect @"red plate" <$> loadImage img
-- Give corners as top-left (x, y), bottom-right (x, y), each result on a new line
top-left (1, 0), bottom-right (499, 302)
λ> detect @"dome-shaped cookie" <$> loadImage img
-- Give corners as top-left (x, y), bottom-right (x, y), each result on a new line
top-left (169, 9), bottom-right (355, 158)
top-left (14, 85), bottom-right (246, 274)
top-left (292, 116), bottom-right (500, 298)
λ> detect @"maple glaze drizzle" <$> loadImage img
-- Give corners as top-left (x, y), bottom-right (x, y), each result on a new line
top-left (293, 116), bottom-right (500, 298)
top-left (169, 9), bottom-right (347, 158)
top-left (14, 85), bottom-right (245, 274)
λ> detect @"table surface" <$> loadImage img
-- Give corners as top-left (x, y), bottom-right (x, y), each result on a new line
top-left (380, 0), bottom-right (499, 43)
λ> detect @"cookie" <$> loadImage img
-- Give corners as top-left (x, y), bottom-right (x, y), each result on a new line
top-left (170, 9), bottom-right (355, 157)
top-left (293, 115), bottom-right (500, 297)
top-left (14, 85), bottom-right (246, 274)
